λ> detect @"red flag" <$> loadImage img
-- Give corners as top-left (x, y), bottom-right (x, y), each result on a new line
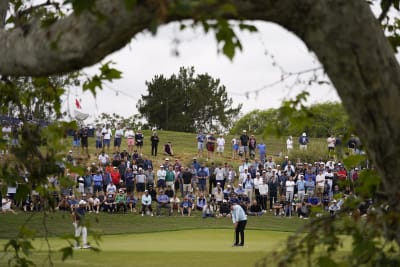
top-left (75, 98), bottom-right (82, 109)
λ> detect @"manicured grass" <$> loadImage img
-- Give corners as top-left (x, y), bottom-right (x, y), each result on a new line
top-left (0, 229), bottom-right (291, 267)
top-left (0, 211), bottom-right (306, 239)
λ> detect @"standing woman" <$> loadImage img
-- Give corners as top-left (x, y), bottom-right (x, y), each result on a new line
top-left (150, 132), bottom-right (160, 156)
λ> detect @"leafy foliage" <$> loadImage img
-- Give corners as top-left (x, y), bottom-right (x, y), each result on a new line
top-left (82, 61), bottom-right (122, 96)
top-left (137, 66), bottom-right (241, 132)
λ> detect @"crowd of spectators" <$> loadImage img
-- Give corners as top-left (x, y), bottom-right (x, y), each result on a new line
top-left (1, 124), bottom-right (369, 220)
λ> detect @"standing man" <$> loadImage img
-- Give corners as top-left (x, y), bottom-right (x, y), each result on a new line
top-left (135, 129), bottom-right (144, 153)
top-left (196, 131), bottom-right (206, 158)
top-left (101, 124), bottom-right (112, 153)
top-left (239, 130), bottom-right (249, 158)
top-left (79, 127), bottom-right (89, 156)
top-left (95, 126), bottom-right (103, 156)
top-left (231, 201), bottom-right (248, 246)
top-left (256, 141), bottom-right (266, 164)
top-left (216, 134), bottom-right (226, 157)
top-left (150, 132), bottom-right (160, 156)
top-left (299, 132), bottom-right (309, 150)
top-left (113, 124), bottom-right (124, 153)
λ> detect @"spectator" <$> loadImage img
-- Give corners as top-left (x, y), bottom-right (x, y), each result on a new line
top-left (216, 133), bottom-right (225, 157)
top-left (115, 189), bottom-right (127, 213)
top-left (248, 200), bottom-right (264, 216)
top-left (196, 131), bottom-right (206, 158)
top-left (101, 125), bottom-right (112, 153)
top-left (206, 132), bottom-right (216, 161)
top-left (124, 127), bottom-right (135, 154)
top-left (135, 129), bottom-right (144, 153)
top-left (95, 126), bottom-right (103, 156)
top-left (239, 130), bottom-right (249, 158)
top-left (164, 142), bottom-right (174, 156)
top-left (126, 193), bottom-right (137, 213)
top-left (180, 196), bottom-right (192, 216)
top-left (286, 136), bottom-right (293, 152)
top-left (79, 127), bottom-right (89, 156)
top-left (104, 192), bottom-right (116, 213)
top-left (327, 134), bottom-right (336, 154)
top-left (298, 132), bottom-right (309, 150)
top-left (113, 124), bottom-right (124, 153)
top-left (182, 167), bottom-right (193, 196)
top-left (156, 189), bottom-right (171, 216)
top-left (150, 132), bottom-right (159, 156)
top-left (218, 199), bottom-right (231, 217)
top-left (248, 135), bottom-right (257, 159)
top-left (170, 194), bottom-right (180, 214)
top-left (256, 141), bottom-right (267, 164)
top-left (141, 190), bottom-right (153, 216)
top-left (136, 168), bottom-right (147, 200)
top-left (231, 136), bottom-right (239, 159)
top-left (202, 202), bottom-right (215, 218)
top-left (72, 130), bottom-right (80, 154)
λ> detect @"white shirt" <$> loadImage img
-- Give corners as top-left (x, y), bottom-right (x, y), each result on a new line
top-left (214, 168), bottom-right (225, 181)
top-left (2, 126), bottom-right (11, 140)
top-left (327, 137), bottom-right (336, 148)
top-left (217, 137), bottom-right (225, 146)
top-left (98, 154), bottom-right (109, 164)
top-left (102, 128), bottom-right (112, 139)
top-left (316, 174), bottom-right (325, 187)
top-left (286, 138), bottom-right (293, 150)
top-left (115, 129), bottom-right (124, 138)
top-left (285, 180), bottom-right (295, 192)
top-left (259, 184), bottom-right (268, 195)
top-left (157, 169), bottom-right (166, 180)
top-left (253, 177), bottom-right (263, 189)
top-left (125, 130), bottom-right (135, 138)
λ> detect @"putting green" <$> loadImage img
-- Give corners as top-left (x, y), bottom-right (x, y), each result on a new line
top-left (1, 229), bottom-right (290, 267)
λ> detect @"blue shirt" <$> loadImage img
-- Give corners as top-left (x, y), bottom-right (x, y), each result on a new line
top-left (257, 143), bottom-right (266, 154)
top-left (157, 194), bottom-right (169, 203)
top-left (231, 204), bottom-right (247, 224)
top-left (296, 180), bottom-right (306, 191)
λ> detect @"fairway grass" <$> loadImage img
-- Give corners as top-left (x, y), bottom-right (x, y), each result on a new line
top-left (0, 229), bottom-right (290, 267)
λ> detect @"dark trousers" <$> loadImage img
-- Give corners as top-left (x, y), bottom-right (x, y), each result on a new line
top-left (235, 220), bottom-right (247, 245)
top-left (269, 191), bottom-right (278, 210)
top-left (151, 144), bottom-right (158, 156)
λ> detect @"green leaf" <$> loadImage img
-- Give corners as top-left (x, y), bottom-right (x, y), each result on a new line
top-left (14, 184), bottom-right (31, 202)
top-left (64, 0), bottom-right (97, 15)
top-left (222, 41), bottom-right (235, 60)
top-left (124, 0), bottom-right (137, 10)
top-left (83, 75), bottom-right (103, 95)
top-left (343, 155), bottom-right (365, 169)
top-left (60, 246), bottom-right (73, 261)
top-left (317, 256), bottom-right (338, 267)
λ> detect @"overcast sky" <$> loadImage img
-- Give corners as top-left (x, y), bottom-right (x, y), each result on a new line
top-left (65, 21), bottom-right (342, 123)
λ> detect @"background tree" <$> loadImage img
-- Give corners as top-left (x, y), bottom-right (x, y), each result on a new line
top-left (232, 101), bottom-right (349, 138)
top-left (137, 66), bottom-right (241, 132)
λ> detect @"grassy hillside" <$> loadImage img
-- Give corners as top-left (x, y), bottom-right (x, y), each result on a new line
top-left (68, 130), bottom-right (328, 171)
